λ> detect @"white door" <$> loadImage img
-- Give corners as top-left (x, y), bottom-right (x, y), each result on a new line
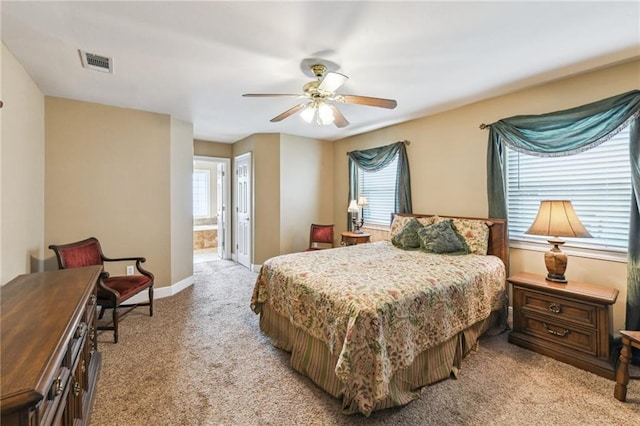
top-left (235, 153), bottom-right (252, 269)
top-left (216, 163), bottom-right (225, 259)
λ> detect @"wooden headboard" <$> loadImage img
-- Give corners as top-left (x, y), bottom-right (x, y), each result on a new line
top-left (391, 213), bottom-right (508, 269)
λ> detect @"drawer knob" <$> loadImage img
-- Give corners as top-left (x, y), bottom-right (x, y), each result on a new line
top-left (76, 322), bottom-right (87, 338)
top-left (542, 322), bottom-right (570, 337)
top-left (50, 376), bottom-right (63, 399)
top-left (548, 303), bottom-right (561, 314)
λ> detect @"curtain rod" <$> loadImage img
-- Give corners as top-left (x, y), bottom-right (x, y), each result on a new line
top-left (345, 140), bottom-right (410, 155)
top-left (479, 123), bottom-right (490, 129)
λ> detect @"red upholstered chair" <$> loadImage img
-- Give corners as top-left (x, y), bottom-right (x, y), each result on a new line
top-left (305, 224), bottom-right (335, 251)
top-left (49, 237), bottom-right (154, 343)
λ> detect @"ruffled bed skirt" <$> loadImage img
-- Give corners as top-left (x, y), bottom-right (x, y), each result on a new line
top-left (259, 302), bottom-right (501, 415)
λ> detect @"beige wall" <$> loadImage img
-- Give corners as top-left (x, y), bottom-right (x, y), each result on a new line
top-left (280, 135), bottom-right (334, 253)
top-left (333, 59), bottom-right (640, 331)
top-left (1, 43), bottom-right (46, 284)
top-left (194, 139), bottom-right (232, 158)
top-left (170, 117), bottom-right (194, 284)
top-left (45, 97), bottom-right (175, 287)
top-left (254, 136), bottom-right (281, 263)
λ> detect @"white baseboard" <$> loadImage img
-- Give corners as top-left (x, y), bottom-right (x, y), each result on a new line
top-left (125, 275), bottom-right (194, 304)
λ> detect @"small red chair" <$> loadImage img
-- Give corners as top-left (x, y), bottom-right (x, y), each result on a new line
top-left (49, 237), bottom-right (154, 343)
top-left (305, 224), bottom-right (334, 251)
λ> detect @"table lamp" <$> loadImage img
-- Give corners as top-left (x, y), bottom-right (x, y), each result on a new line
top-left (525, 200), bottom-right (592, 283)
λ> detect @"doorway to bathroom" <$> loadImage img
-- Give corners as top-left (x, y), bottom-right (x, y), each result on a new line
top-left (193, 156), bottom-right (231, 263)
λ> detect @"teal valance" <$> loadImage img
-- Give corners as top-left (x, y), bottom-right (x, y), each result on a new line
top-left (348, 141), bottom-right (412, 227)
top-left (489, 90), bottom-right (640, 157)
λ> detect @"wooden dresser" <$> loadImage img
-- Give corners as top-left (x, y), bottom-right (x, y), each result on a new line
top-left (1, 266), bottom-right (102, 425)
top-left (508, 272), bottom-right (618, 379)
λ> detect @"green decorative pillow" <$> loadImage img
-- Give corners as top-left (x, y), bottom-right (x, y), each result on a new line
top-left (391, 217), bottom-right (424, 249)
top-left (389, 215), bottom-right (437, 240)
top-left (452, 218), bottom-right (490, 255)
top-left (417, 219), bottom-right (470, 254)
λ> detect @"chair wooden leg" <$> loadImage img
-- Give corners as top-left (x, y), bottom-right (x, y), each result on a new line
top-left (113, 307), bottom-right (119, 344)
top-left (614, 336), bottom-right (631, 401)
top-left (149, 287), bottom-right (154, 317)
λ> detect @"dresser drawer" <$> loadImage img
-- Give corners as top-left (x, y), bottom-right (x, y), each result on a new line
top-left (520, 312), bottom-right (598, 356)
top-left (38, 364), bottom-right (70, 426)
top-left (518, 288), bottom-right (597, 329)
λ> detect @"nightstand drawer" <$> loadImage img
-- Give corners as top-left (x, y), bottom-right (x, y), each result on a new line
top-left (519, 288), bottom-right (597, 329)
top-left (521, 313), bottom-right (597, 356)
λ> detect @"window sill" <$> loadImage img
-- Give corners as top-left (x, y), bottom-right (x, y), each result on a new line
top-left (510, 240), bottom-right (627, 263)
top-left (361, 223), bottom-right (391, 232)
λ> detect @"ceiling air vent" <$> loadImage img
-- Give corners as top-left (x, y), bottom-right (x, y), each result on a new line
top-left (79, 50), bottom-right (113, 73)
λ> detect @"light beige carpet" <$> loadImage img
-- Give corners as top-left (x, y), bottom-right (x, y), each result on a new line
top-left (91, 259), bottom-right (640, 425)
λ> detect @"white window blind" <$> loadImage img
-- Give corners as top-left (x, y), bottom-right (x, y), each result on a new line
top-left (193, 169), bottom-right (210, 218)
top-left (358, 154), bottom-right (399, 225)
top-left (506, 126), bottom-right (631, 253)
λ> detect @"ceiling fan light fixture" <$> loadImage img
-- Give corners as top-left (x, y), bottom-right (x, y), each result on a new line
top-left (300, 102), bottom-right (334, 126)
top-left (317, 102), bottom-right (334, 125)
top-left (300, 104), bottom-right (316, 123)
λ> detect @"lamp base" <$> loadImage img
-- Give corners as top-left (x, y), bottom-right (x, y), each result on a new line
top-left (351, 217), bottom-right (364, 234)
top-left (545, 273), bottom-right (568, 283)
top-left (544, 239), bottom-right (568, 284)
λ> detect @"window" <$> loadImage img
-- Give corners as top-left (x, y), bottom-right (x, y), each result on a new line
top-left (505, 126), bottom-right (631, 254)
top-left (357, 154), bottom-right (399, 226)
top-left (193, 169), bottom-right (210, 218)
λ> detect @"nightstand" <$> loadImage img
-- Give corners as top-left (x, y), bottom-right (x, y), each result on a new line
top-left (508, 272), bottom-right (619, 379)
top-left (340, 231), bottom-right (371, 246)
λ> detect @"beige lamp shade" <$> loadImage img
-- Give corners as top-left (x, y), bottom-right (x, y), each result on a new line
top-left (357, 196), bottom-right (368, 207)
top-left (525, 200), bottom-right (591, 283)
top-left (347, 199), bottom-right (359, 213)
top-left (525, 200), bottom-right (592, 239)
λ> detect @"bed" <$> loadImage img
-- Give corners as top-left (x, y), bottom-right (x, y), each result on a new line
top-left (250, 213), bottom-right (508, 416)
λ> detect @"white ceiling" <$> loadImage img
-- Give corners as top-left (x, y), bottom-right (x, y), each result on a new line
top-left (2, 1), bottom-right (639, 143)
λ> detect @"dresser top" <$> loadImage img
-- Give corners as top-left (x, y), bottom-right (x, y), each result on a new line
top-left (1, 266), bottom-right (101, 412)
top-left (508, 272), bottom-right (619, 304)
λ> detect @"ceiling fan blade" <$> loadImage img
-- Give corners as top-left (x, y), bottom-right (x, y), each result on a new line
top-left (327, 104), bottom-right (349, 128)
top-left (340, 95), bottom-right (397, 109)
top-left (243, 93), bottom-right (300, 98)
top-left (318, 71), bottom-right (348, 92)
top-left (270, 103), bottom-right (309, 122)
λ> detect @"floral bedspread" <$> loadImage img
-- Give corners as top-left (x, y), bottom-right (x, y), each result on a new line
top-left (250, 241), bottom-right (506, 415)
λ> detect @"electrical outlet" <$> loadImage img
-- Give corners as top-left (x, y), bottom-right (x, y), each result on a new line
top-left (126, 265), bottom-right (134, 276)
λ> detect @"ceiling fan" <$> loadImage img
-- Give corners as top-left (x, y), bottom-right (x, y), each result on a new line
top-left (242, 63), bottom-right (397, 128)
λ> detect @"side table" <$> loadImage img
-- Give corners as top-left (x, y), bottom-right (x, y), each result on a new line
top-left (340, 231), bottom-right (371, 246)
top-left (508, 272), bottom-right (618, 379)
